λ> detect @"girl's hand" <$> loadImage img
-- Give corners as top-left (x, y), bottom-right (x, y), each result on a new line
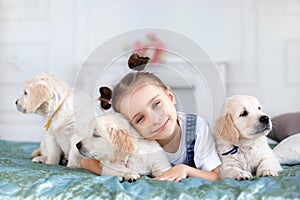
top-left (154, 164), bottom-right (189, 182)
top-left (80, 158), bottom-right (102, 175)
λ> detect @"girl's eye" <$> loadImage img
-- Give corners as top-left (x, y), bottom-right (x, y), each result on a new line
top-left (152, 100), bottom-right (160, 108)
top-left (135, 115), bottom-right (144, 124)
top-left (240, 110), bottom-right (248, 117)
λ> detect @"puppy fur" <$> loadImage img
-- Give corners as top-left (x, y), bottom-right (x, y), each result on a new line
top-left (77, 112), bottom-right (171, 180)
top-left (213, 95), bottom-right (282, 180)
top-left (16, 73), bottom-right (86, 167)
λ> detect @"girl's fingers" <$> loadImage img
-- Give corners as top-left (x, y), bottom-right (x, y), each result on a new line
top-left (154, 174), bottom-right (183, 182)
top-left (174, 177), bottom-right (182, 182)
top-left (154, 174), bottom-right (172, 181)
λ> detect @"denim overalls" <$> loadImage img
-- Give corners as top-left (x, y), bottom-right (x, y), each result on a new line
top-left (184, 113), bottom-right (197, 167)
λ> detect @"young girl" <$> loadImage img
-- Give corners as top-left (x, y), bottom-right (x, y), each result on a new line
top-left (81, 54), bottom-right (221, 182)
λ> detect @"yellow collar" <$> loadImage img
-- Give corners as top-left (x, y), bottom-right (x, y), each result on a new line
top-left (44, 101), bottom-right (64, 131)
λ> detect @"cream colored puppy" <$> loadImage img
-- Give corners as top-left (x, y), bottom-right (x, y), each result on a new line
top-left (77, 112), bottom-right (171, 180)
top-left (213, 95), bottom-right (282, 180)
top-left (16, 73), bottom-right (87, 167)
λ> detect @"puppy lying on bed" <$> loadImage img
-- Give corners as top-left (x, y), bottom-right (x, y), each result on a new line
top-left (213, 95), bottom-right (282, 180)
top-left (77, 112), bottom-right (171, 180)
top-left (15, 73), bottom-right (86, 167)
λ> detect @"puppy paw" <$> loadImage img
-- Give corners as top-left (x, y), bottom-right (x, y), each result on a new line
top-left (257, 169), bottom-right (278, 177)
top-left (32, 156), bottom-right (46, 163)
top-left (31, 148), bottom-right (41, 158)
top-left (233, 171), bottom-right (253, 181)
top-left (123, 173), bottom-right (140, 181)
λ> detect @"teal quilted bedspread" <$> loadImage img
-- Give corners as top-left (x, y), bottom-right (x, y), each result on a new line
top-left (0, 140), bottom-right (299, 200)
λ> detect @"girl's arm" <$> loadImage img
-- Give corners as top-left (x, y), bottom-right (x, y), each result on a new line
top-left (154, 164), bottom-right (220, 182)
top-left (187, 165), bottom-right (220, 181)
top-left (80, 157), bottom-right (220, 182)
top-left (80, 158), bottom-right (102, 175)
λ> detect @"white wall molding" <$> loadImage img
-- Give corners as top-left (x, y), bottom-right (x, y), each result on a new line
top-left (0, 42), bottom-right (49, 84)
top-left (0, 0), bottom-right (50, 21)
top-left (284, 0), bottom-right (300, 16)
top-left (227, 0), bottom-right (259, 86)
top-left (284, 40), bottom-right (300, 86)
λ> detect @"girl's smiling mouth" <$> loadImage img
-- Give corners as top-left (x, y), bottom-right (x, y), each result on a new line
top-left (153, 118), bottom-right (169, 133)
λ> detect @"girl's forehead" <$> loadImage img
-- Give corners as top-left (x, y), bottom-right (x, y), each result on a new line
top-left (119, 84), bottom-right (165, 115)
top-left (137, 81), bottom-right (162, 88)
top-left (127, 85), bottom-right (158, 102)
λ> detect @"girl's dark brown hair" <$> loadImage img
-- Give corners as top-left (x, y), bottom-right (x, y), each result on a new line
top-left (99, 53), bottom-right (167, 111)
top-left (128, 53), bottom-right (150, 71)
top-left (98, 86), bottom-right (112, 110)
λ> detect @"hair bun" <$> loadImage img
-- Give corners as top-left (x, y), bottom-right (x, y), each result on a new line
top-left (98, 87), bottom-right (112, 110)
top-left (128, 53), bottom-right (150, 71)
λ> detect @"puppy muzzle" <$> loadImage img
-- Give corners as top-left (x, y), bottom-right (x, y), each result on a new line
top-left (76, 141), bottom-right (91, 157)
top-left (76, 141), bottom-right (83, 150)
top-left (15, 99), bottom-right (26, 113)
top-left (255, 115), bottom-right (271, 134)
top-left (259, 115), bottom-right (270, 125)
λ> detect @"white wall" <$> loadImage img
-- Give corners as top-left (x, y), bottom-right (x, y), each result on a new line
top-left (224, 0), bottom-right (300, 117)
top-left (1, 0), bottom-right (300, 141)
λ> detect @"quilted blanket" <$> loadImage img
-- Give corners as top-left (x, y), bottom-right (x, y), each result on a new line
top-left (0, 140), bottom-right (299, 199)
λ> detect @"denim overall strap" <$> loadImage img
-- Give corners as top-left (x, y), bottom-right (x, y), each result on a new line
top-left (184, 113), bottom-right (197, 167)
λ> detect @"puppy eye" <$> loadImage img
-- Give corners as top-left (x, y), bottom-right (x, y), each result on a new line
top-left (93, 133), bottom-right (101, 138)
top-left (240, 110), bottom-right (248, 117)
top-left (93, 128), bottom-right (101, 138)
top-left (24, 90), bottom-right (27, 95)
top-left (258, 107), bottom-right (261, 110)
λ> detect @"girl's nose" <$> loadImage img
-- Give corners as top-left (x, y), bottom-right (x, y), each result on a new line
top-left (149, 109), bottom-right (163, 125)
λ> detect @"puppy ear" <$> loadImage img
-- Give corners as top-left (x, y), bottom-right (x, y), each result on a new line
top-left (108, 128), bottom-right (135, 153)
top-left (213, 113), bottom-right (239, 144)
top-left (26, 84), bottom-right (50, 113)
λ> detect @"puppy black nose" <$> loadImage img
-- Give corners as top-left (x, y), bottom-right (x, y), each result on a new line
top-left (260, 115), bottom-right (269, 125)
top-left (76, 141), bottom-right (82, 150)
top-left (15, 100), bottom-right (18, 105)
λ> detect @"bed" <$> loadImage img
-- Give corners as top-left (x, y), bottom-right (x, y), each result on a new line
top-left (0, 140), bottom-right (299, 199)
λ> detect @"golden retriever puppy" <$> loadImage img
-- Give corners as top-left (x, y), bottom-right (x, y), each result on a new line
top-left (77, 112), bottom-right (171, 180)
top-left (15, 73), bottom-right (85, 167)
top-left (213, 95), bottom-right (282, 180)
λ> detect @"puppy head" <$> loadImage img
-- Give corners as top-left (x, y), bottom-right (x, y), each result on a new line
top-left (214, 95), bottom-right (271, 144)
top-left (16, 73), bottom-right (69, 115)
top-left (78, 112), bottom-right (137, 161)
top-left (16, 77), bottom-right (50, 114)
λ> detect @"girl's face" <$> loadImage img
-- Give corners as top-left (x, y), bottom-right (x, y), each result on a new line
top-left (119, 84), bottom-right (179, 141)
